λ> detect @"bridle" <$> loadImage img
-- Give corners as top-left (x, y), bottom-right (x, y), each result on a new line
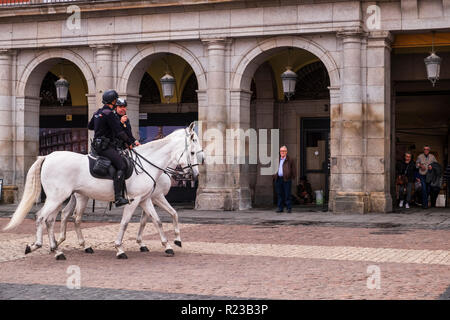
top-left (172, 128), bottom-right (204, 176)
top-left (127, 128), bottom-right (203, 193)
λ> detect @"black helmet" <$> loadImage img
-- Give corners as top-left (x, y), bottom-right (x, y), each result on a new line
top-left (102, 89), bottom-right (118, 105)
top-left (116, 98), bottom-right (127, 107)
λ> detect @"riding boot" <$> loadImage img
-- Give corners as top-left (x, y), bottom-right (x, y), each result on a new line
top-left (114, 170), bottom-right (130, 207)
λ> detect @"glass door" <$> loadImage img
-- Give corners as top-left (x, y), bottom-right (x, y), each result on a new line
top-left (300, 118), bottom-right (330, 206)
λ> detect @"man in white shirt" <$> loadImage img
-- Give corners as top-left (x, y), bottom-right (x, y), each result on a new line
top-left (272, 146), bottom-right (296, 213)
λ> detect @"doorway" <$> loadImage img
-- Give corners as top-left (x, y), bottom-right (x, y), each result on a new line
top-left (299, 117), bottom-right (330, 207)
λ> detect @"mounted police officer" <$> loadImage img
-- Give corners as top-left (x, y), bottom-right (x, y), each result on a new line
top-left (114, 98), bottom-right (141, 149)
top-left (88, 89), bottom-right (135, 207)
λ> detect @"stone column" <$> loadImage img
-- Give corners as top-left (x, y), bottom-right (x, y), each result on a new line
top-left (328, 86), bottom-right (341, 212)
top-left (365, 31), bottom-right (393, 212)
top-left (253, 98), bottom-right (275, 207)
top-left (14, 96), bottom-right (40, 194)
top-left (91, 44), bottom-right (115, 108)
top-left (196, 89), bottom-right (208, 201)
top-left (228, 89), bottom-right (252, 210)
top-left (195, 39), bottom-right (232, 210)
top-left (0, 49), bottom-right (15, 187)
top-left (333, 29), bottom-right (368, 214)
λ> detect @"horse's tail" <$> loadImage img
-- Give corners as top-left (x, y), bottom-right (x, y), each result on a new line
top-left (3, 156), bottom-right (46, 231)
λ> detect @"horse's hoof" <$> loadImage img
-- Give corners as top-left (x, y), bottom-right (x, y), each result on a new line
top-left (84, 247), bottom-right (94, 254)
top-left (174, 240), bottom-right (182, 247)
top-left (25, 245), bottom-right (31, 255)
top-left (117, 253), bottom-right (128, 259)
top-left (56, 253), bottom-right (66, 261)
top-left (140, 246), bottom-right (149, 252)
top-left (165, 249), bottom-right (175, 256)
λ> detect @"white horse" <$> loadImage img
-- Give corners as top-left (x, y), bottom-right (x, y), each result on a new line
top-left (56, 172), bottom-right (183, 256)
top-left (3, 123), bottom-right (203, 260)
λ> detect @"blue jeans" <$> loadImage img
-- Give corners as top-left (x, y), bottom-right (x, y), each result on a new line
top-left (419, 174), bottom-right (430, 208)
top-left (275, 176), bottom-right (292, 210)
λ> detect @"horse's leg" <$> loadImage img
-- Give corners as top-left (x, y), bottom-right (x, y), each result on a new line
top-left (136, 206), bottom-right (150, 252)
top-left (141, 197), bottom-right (174, 256)
top-left (56, 194), bottom-right (76, 247)
top-left (153, 195), bottom-right (182, 247)
top-left (25, 209), bottom-right (43, 254)
top-left (114, 198), bottom-right (141, 259)
top-left (26, 200), bottom-right (62, 255)
top-left (46, 205), bottom-right (61, 252)
top-left (45, 205), bottom-right (68, 260)
top-left (72, 194), bottom-right (92, 253)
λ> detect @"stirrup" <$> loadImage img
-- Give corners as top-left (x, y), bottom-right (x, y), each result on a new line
top-left (115, 197), bottom-right (130, 207)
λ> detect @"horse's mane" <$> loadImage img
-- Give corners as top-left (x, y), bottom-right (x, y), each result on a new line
top-left (137, 128), bottom-right (186, 150)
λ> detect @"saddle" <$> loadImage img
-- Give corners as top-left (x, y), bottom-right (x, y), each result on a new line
top-left (88, 150), bottom-right (134, 180)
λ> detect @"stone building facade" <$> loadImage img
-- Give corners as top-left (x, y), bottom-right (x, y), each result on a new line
top-left (1, 0), bottom-right (449, 213)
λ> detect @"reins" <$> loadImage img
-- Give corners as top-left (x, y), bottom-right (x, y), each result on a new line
top-left (122, 129), bottom-right (203, 194)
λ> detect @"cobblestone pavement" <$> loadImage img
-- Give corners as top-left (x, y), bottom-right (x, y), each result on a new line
top-left (0, 283), bottom-right (249, 300)
top-left (0, 217), bottom-right (449, 300)
top-left (1, 202), bottom-right (449, 229)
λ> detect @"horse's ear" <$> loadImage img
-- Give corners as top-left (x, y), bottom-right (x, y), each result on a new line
top-left (188, 122), bottom-right (195, 133)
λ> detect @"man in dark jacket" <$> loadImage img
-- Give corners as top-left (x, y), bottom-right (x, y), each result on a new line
top-left (114, 98), bottom-right (141, 149)
top-left (396, 151), bottom-right (416, 209)
top-left (88, 90), bottom-right (135, 207)
top-left (427, 161), bottom-right (443, 208)
top-left (273, 145), bottom-right (296, 213)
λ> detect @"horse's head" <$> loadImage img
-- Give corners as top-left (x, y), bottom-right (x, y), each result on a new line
top-left (177, 122), bottom-right (204, 180)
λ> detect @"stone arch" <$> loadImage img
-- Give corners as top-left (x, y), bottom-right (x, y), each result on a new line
top-left (231, 36), bottom-right (340, 91)
top-left (16, 48), bottom-right (95, 97)
top-left (13, 49), bottom-right (95, 195)
top-left (117, 42), bottom-right (206, 96)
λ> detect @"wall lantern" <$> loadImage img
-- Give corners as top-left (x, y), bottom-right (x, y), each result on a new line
top-left (424, 32), bottom-right (442, 87)
top-left (281, 67), bottom-right (297, 100)
top-left (160, 73), bottom-right (175, 102)
top-left (55, 76), bottom-right (70, 106)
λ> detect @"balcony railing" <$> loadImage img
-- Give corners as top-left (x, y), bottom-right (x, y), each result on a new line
top-left (0, 0), bottom-right (115, 7)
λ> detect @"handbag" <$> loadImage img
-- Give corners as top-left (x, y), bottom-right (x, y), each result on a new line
top-left (396, 175), bottom-right (408, 185)
top-left (396, 162), bottom-right (410, 185)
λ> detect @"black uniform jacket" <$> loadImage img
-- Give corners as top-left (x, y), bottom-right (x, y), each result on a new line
top-left (87, 105), bottom-right (133, 146)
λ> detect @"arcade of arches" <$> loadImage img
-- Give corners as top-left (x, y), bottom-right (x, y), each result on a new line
top-left (4, 31), bottom-right (443, 214)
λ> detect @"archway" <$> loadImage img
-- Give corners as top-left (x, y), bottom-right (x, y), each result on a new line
top-left (392, 39), bottom-right (450, 209)
top-left (15, 51), bottom-right (95, 193)
top-left (122, 50), bottom-right (202, 206)
top-left (232, 36), bottom-right (339, 210)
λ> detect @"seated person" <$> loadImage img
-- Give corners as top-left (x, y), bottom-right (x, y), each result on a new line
top-left (296, 176), bottom-right (313, 204)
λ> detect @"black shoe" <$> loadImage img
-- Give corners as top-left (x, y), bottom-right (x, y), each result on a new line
top-left (115, 197), bottom-right (130, 207)
top-left (276, 209), bottom-right (283, 213)
top-left (287, 209), bottom-right (292, 213)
